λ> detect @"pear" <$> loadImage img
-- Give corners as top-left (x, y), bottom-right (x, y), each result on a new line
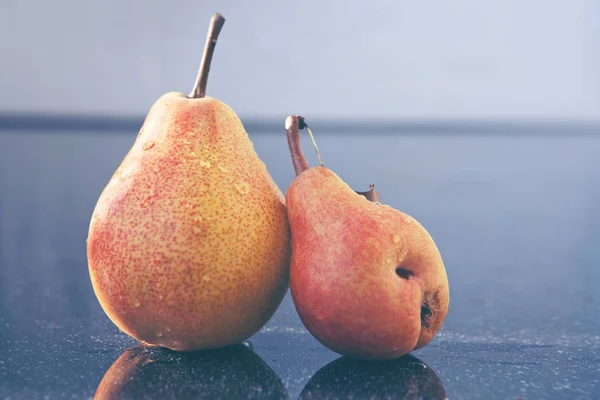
top-left (284, 116), bottom-right (449, 360)
top-left (87, 14), bottom-right (290, 351)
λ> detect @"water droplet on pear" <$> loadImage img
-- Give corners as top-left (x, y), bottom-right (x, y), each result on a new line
top-left (217, 163), bottom-right (229, 173)
top-left (397, 247), bottom-right (408, 262)
top-left (143, 141), bottom-right (155, 150)
top-left (199, 160), bottom-right (211, 169)
top-left (235, 181), bottom-right (250, 195)
top-left (400, 213), bottom-right (413, 224)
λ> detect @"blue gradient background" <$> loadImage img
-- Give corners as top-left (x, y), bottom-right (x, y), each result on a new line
top-left (1, 1), bottom-right (599, 121)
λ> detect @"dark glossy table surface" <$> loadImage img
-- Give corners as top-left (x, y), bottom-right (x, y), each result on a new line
top-left (1, 127), bottom-right (600, 399)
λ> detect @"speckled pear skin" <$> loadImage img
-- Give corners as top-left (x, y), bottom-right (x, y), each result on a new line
top-left (287, 167), bottom-right (448, 360)
top-left (87, 92), bottom-right (291, 351)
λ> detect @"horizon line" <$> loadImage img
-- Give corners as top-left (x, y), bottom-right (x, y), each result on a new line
top-left (0, 113), bottom-right (598, 136)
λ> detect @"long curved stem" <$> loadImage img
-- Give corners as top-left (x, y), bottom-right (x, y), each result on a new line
top-left (189, 13), bottom-right (226, 99)
top-left (285, 115), bottom-right (380, 201)
top-left (285, 116), bottom-right (310, 176)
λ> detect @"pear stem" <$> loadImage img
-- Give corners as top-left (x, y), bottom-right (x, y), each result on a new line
top-left (285, 115), bottom-right (379, 201)
top-left (285, 116), bottom-right (326, 176)
top-left (189, 13), bottom-right (226, 99)
top-left (285, 116), bottom-right (310, 176)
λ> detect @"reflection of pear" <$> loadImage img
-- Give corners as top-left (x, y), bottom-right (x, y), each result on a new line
top-left (299, 354), bottom-right (447, 400)
top-left (95, 345), bottom-right (289, 400)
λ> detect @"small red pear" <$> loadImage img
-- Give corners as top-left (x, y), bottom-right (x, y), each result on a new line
top-left (285, 116), bottom-right (449, 360)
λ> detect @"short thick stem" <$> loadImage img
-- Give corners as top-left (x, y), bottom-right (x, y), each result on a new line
top-left (189, 13), bottom-right (226, 99)
top-left (356, 184), bottom-right (381, 202)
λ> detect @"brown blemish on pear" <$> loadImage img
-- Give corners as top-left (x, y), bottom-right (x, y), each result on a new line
top-left (87, 14), bottom-right (291, 351)
top-left (284, 116), bottom-right (449, 359)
